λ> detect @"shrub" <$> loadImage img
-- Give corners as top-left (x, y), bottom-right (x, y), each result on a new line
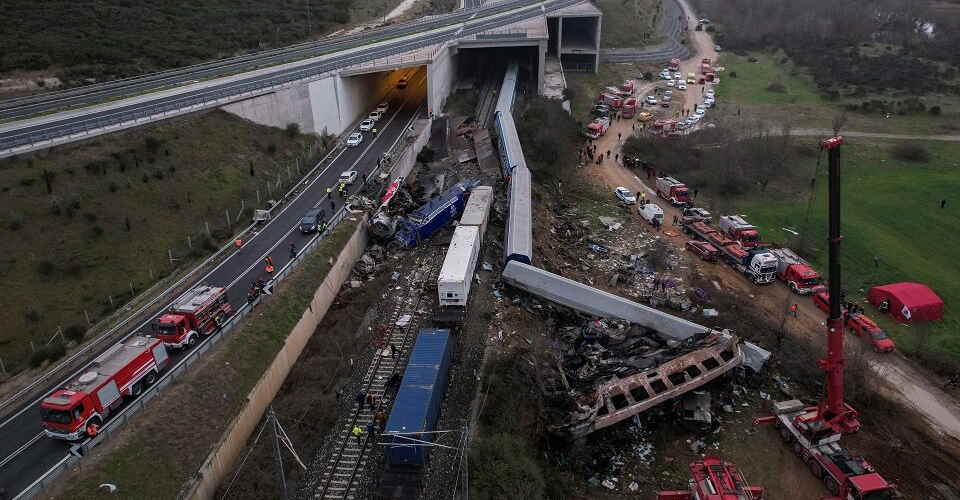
top-left (108, 182), bottom-right (119, 193)
top-left (124, 216), bottom-right (131, 232)
top-left (142, 173), bottom-right (150, 183)
top-left (36, 260), bottom-right (56, 276)
top-left (144, 135), bottom-right (163, 154)
top-left (766, 82), bottom-right (787, 93)
top-left (90, 225), bottom-right (105, 238)
top-left (285, 122), bottom-right (301, 138)
top-left (8, 214), bottom-right (23, 231)
top-left (30, 342), bottom-right (66, 368)
top-left (64, 324), bottom-right (85, 342)
top-left (24, 308), bottom-right (42, 323)
top-left (152, 169), bottom-right (164, 180)
top-left (930, 105), bottom-right (942, 116)
top-left (83, 212), bottom-right (97, 223)
top-left (470, 434), bottom-right (545, 500)
top-left (19, 177), bottom-right (36, 187)
top-left (266, 143), bottom-right (277, 155)
top-left (729, 71), bottom-right (737, 78)
top-left (890, 143), bottom-right (930, 162)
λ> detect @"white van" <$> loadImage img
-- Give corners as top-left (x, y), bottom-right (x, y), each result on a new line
top-left (638, 202), bottom-right (665, 226)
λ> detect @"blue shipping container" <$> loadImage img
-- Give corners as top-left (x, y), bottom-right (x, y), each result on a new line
top-left (384, 328), bottom-right (454, 468)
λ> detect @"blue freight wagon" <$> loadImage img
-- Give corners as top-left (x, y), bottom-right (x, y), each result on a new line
top-left (384, 328), bottom-right (454, 468)
top-left (393, 180), bottom-right (479, 248)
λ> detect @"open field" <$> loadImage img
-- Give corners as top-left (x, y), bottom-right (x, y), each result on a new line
top-left (733, 138), bottom-right (960, 363)
top-left (0, 0), bottom-right (400, 88)
top-left (0, 111), bottom-right (316, 373)
top-left (715, 51), bottom-right (960, 136)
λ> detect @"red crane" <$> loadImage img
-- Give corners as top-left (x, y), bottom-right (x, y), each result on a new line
top-left (756, 137), bottom-right (899, 500)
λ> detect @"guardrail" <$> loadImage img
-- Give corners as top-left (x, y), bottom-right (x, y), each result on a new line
top-left (0, 0), bottom-right (585, 156)
top-left (12, 108), bottom-right (427, 500)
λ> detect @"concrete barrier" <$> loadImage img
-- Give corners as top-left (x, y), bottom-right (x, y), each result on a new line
top-left (182, 217), bottom-right (369, 500)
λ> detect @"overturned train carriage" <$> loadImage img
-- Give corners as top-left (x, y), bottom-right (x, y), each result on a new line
top-left (502, 261), bottom-right (744, 439)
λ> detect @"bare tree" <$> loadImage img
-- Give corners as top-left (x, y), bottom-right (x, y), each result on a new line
top-left (832, 112), bottom-right (848, 136)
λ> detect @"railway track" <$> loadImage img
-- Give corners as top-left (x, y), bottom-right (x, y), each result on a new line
top-left (310, 248), bottom-right (441, 499)
top-left (474, 71), bottom-right (502, 129)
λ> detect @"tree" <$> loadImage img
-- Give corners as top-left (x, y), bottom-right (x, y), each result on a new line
top-left (470, 434), bottom-right (546, 500)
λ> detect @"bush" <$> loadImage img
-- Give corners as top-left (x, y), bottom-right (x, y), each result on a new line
top-left (285, 122), bottom-right (301, 138)
top-left (83, 212), bottom-right (97, 223)
top-left (470, 434), bottom-right (545, 500)
top-left (64, 324), bottom-right (85, 342)
top-left (36, 260), bottom-right (56, 276)
top-left (108, 182), bottom-right (119, 193)
top-left (8, 214), bottom-right (23, 231)
top-left (930, 105), bottom-right (942, 116)
top-left (890, 143), bottom-right (931, 162)
top-left (766, 82), bottom-right (787, 93)
top-left (24, 308), bottom-right (42, 323)
top-left (90, 225), bottom-right (105, 238)
top-left (30, 342), bottom-right (66, 368)
top-left (729, 71), bottom-right (737, 78)
top-left (19, 177), bottom-right (36, 187)
top-left (144, 135), bottom-right (163, 155)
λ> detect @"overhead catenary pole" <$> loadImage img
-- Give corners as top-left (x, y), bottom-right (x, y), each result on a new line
top-left (270, 407), bottom-right (288, 499)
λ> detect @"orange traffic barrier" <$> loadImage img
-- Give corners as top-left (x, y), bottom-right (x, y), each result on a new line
top-left (234, 239), bottom-right (243, 248)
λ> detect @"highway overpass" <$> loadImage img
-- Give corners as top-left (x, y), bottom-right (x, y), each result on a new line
top-left (0, 0), bottom-right (601, 158)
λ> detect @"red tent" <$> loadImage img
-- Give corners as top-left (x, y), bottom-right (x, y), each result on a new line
top-left (867, 282), bottom-right (944, 323)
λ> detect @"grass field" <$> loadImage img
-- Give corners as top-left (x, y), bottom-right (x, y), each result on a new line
top-left (715, 51), bottom-right (960, 136)
top-left (0, 111), bottom-right (316, 373)
top-left (733, 138), bottom-right (960, 362)
top-left (598, 0), bottom-right (662, 48)
top-left (566, 63), bottom-right (653, 123)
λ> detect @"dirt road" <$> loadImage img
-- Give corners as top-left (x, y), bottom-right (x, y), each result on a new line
top-left (580, 0), bottom-right (960, 443)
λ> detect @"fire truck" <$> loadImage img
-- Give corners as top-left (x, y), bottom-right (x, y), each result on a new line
top-left (655, 176), bottom-right (693, 206)
top-left (155, 285), bottom-right (232, 349)
top-left (769, 247), bottom-right (825, 295)
top-left (657, 456), bottom-right (764, 500)
top-left (718, 215), bottom-right (761, 248)
top-left (40, 336), bottom-right (170, 440)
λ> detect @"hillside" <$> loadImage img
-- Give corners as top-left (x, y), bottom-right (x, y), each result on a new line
top-left (0, 110), bottom-right (317, 373)
top-left (0, 0), bottom-right (398, 89)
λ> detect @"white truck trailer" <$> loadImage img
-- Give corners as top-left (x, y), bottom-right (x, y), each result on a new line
top-left (460, 186), bottom-right (493, 242)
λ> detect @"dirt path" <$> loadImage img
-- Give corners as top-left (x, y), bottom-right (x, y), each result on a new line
top-left (791, 128), bottom-right (960, 142)
top-left (580, 0), bottom-right (960, 444)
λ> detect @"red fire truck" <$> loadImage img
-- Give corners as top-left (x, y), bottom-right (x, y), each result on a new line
top-left (40, 336), bottom-right (170, 440)
top-left (155, 285), bottom-right (232, 349)
top-left (657, 456), bottom-right (764, 499)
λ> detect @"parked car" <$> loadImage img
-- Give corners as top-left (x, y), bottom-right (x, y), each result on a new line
top-left (677, 82), bottom-right (687, 91)
top-left (615, 186), bottom-right (637, 204)
top-left (369, 111), bottom-right (383, 122)
top-left (664, 90), bottom-right (673, 99)
top-left (339, 170), bottom-right (358, 185)
top-left (714, 45), bottom-right (722, 52)
top-left (376, 102), bottom-right (389, 114)
top-left (686, 240), bottom-right (720, 262)
top-left (396, 77), bottom-right (408, 89)
top-left (705, 88), bottom-right (715, 97)
top-left (673, 71), bottom-right (683, 79)
top-left (666, 80), bottom-right (675, 88)
top-left (699, 18), bottom-right (711, 24)
top-left (299, 208), bottom-right (324, 233)
top-left (346, 132), bottom-right (363, 147)
top-left (359, 119), bottom-right (375, 132)
top-left (660, 71), bottom-right (672, 80)
top-left (695, 107), bottom-right (706, 117)
top-left (645, 95), bottom-right (657, 106)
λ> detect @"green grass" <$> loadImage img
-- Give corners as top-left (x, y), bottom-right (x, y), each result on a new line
top-left (58, 217), bottom-right (361, 499)
top-left (733, 139), bottom-right (960, 362)
top-left (715, 51), bottom-right (960, 136)
top-left (598, 0), bottom-right (662, 48)
top-left (0, 111), bottom-right (320, 373)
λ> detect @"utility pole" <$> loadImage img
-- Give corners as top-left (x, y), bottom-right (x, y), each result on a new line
top-left (270, 407), bottom-right (288, 499)
top-left (306, 0), bottom-right (312, 37)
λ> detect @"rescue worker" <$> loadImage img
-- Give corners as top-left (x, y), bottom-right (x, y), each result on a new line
top-left (326, 186), bottom-right (333, 196)
top-left (366, 422), bottom-right (376, 439)
top-left (352, 425), bottom-right (364, 444)
top-left (790, 303), bottom-right (799, 318)
top-left (86, 421), bottom-right (99, 437)
top-left (289, 242), bottom-right (297, 260)
top-left (356, 391), bottom-right (366, 410)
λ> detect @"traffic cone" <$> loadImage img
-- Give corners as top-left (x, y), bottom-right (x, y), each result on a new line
top-left (264, 256), bottom-right (275, 273)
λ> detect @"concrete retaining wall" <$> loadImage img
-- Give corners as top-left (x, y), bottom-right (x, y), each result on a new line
top-left (427, 43), bottom-right (457, 117)
top-left (221, 84), bottom-right (316, 134)
top-left (184, 218), bottom-right (368, 500)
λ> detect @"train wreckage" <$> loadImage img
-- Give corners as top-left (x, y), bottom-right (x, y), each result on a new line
top-left (503, 261), bottom-right (766, 439)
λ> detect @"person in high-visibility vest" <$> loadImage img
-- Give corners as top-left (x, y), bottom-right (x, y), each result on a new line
top-left (352, 425), bottom-right (364, 444)
top-left (86, 422), bottom-right (99, 437)
top-left (264, 256), bottom-right (274, 273)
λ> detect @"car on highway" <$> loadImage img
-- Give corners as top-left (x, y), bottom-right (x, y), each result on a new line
top-left (645, 95), bottom-right (657, 106)
top-left (339, 170), bottom-right (358, 185)
top-left (359, 119), bottom-right (375, 132)
top-left (346, 132), bottom-right (363, 147)
top-left (396, 77), bottom-right (408, 89)
top-left (376, 102), bottom-right (389, 114)
top-left (368, 110), bottom-right (382, 122)
top-left (704, 98), bottom-right (715, 108)
top-left (299, 207), bottom-right (324, 233)
top-left (615, 186), bottom-right (637, 204)
top-left (689, 114), bottom-right (702, 123)
top-left (686, 240), bottom-right (720, 262)
top-left (673, 71), bottom-right (683, 79)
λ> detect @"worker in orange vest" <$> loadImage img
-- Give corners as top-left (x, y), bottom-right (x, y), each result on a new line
top-left (86, 421), bottom-right (99, 437)
top-left (790, 303), bottom-right (799, 318)
top-left (264, 256), bottom-right (275, 273)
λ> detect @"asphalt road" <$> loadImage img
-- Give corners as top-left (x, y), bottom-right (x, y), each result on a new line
top-left (0, 0), bottom-right (537, 122)
top-left (0, 0), bottom-right (581, 152)
top-left (0, 70), bottom-right (429, 497)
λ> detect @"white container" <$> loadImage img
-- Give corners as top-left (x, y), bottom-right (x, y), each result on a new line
top-left (438, 226), bottom-right (481, 308)
top-left (460, 186), bottom-right (493, 241)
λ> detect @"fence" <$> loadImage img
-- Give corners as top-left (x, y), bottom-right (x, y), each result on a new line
top-left (13, 109), bottom-right (430, 500)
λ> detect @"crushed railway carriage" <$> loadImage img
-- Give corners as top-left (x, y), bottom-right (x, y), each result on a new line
top-left (502, 261), bottom-right (744, 439)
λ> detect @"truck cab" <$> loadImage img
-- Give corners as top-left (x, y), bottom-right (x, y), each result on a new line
top-left (719, 215), bottom-right (761, 247)
top-left (41, 390), bottom-right (96, 441)
top-left (781, 263), bottom-right (825, 294)
top-left (156, 313), bottom-right (198, 348)
top-left (745, 249), bottom-right (778, 284)
top-left (847, 474), bottom-right (897, 500)
top-left (155, 286), bottom-right (231, 349)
